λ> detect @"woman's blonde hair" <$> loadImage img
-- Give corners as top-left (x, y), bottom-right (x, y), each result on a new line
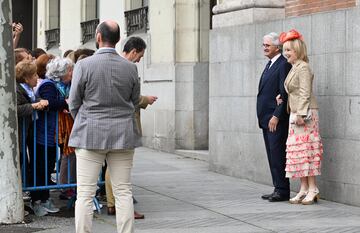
top-left (15, 60), bottom-right (37, 83)
top-left (283, 39), bottom-right (309, 63)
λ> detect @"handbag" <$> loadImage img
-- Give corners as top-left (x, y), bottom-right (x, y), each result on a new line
top-left (290, 109), bottom-right (312, 124)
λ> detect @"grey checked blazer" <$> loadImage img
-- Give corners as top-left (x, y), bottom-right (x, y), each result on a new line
top-left (68, 48), bottom-right (141, 149)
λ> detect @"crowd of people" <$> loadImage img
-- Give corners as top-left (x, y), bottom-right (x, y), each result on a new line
top-left (13, 20), bottom-right (157, 232)
top-left (13, 19), bottom-right (323, 233)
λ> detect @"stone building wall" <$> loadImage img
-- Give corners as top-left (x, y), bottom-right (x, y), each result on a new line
top-left (209, 2), bottom-right (360, 206)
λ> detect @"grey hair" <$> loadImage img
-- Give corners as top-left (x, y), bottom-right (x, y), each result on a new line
top-left (263, 32), bottom-right (281, 47)
top-left (46, 57), bottom-right (74, 82)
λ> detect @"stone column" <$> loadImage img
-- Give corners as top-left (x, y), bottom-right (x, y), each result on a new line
top-left (212, 0), bottom-right (285, 28)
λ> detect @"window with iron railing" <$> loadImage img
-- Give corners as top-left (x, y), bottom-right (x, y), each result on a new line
top-left (124, 6), bottom-right (149, 36)
top-left (45, 28), bottom-right (60, 50)
top-left (80, 18), bottom-right (99, 44)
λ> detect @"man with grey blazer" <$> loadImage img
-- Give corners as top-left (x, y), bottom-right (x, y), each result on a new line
top-left (69, 20), bottom-right (140, 233)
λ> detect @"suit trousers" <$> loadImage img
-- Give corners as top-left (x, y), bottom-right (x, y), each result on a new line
top-left (262, 122), bottom-right (290, 197)
top-left (75, 148), bottom-right (135, 233)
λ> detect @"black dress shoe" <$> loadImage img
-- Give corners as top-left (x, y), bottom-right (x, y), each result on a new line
top-left (268, 192), bottom-right (289, 202)
top-left (261, 193), bottom-right (274, 200)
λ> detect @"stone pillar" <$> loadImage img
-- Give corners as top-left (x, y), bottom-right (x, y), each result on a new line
top-left (212, 0), bottom-right (285, 28)
top-left (174, 0), bottom-right (209, 150)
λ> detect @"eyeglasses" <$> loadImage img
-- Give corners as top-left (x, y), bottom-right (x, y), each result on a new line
top-left (262, 43), bottom-right (275, 48)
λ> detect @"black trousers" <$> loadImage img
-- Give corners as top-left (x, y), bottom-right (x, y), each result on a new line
top-left (262, 121), bottom-right (290, 197)
top-left (29, 143), bottom-right (56, 202)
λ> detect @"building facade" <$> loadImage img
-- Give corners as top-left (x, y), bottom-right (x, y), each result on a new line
top-left (27, 0), bottom-right (360, 206)
top-left (35, 0), bottom-right (212, 152)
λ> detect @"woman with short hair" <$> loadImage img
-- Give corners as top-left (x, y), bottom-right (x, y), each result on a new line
top-left (30, 57), bottom-right (73, 216)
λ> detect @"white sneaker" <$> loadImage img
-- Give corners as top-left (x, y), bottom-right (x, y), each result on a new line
top-left (51, 173), bottom-right (57, 184)
top-left (31, 201), bottom-right (48, 217)
top-left (41, 199), bottom-right (60, 213)
top-left (23, 192), bottom-right (31, 201)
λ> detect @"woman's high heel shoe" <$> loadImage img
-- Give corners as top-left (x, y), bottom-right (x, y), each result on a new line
top-left (301, 189), bottom-right (320, 205)
top-left (289, 190), bottom-right (308, 204)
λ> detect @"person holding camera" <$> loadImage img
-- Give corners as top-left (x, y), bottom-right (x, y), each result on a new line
top-left (12, 22), bottom-right (23, 48)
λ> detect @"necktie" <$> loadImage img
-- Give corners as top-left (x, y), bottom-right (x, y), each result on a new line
top-left (259, 60), bottom-right (272, 88)
top-left (264, 60), bottom-right (272, 73)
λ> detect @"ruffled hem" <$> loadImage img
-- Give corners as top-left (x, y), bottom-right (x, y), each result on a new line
top-left (286, 141), bottom-right (323, 153)
top-left (286, 169), bottom-right (321, 178)
top-left (285, 162), bottom-right (321, 172)
top-left (286, 134), bottom-right (322, 145)
top-left (286, 148), bottom-right (323, 160)
top-left (286, 156), bottom-right (322, 165)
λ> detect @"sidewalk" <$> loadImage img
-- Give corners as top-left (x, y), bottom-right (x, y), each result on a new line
top-left (3, 147), bottom-right (360, 233)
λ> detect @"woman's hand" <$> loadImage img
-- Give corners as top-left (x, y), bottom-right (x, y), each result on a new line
top-left (276, 94), bottom-right (283, 106)
top-left (32, 100), bottom-right (49, 110)
top-left (295, 115), bottom-right (305, 126)
top-left (39, 99), bottom-right (49, 108)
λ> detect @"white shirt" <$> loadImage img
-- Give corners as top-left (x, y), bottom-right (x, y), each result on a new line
top-left (269, 53), bottom-right (281, 68)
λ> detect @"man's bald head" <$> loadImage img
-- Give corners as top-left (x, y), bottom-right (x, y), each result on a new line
top-left (96, 20), bottom-right (120, 48)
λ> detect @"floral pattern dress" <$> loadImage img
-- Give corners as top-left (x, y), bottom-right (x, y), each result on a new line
top-left (285, 109), bottom-right (323, 178)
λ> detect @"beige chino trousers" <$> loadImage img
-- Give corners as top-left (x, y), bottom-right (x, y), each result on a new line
top-left (75, 148), bottom-right (134, 233)
top-left (105, 168), bottom-right (115, 207)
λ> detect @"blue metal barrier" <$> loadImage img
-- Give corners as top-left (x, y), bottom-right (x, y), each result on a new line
top-left (20, 111), bottom-right (104, 213)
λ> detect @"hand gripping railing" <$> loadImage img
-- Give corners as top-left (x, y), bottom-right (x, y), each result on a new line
top-left (20, 111), bottom-right (103, 213)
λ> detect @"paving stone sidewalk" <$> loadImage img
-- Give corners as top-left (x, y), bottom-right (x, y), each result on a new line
top-left (2, 147), bottom-right (360, 233)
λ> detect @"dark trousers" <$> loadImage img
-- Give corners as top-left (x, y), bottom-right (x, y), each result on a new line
top-left (262, 122), bottom-right (290, 197)
top-left (20, 128), bottom-right (35, 188)
top-left (29, 143), bottom-right (56, 202)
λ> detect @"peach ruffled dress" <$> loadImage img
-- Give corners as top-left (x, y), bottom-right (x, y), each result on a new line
top-left (285, 109), bottom-right (323, 178)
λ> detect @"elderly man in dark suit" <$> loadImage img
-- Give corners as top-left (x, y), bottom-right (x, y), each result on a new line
top-left (69, 20), bottom-right (140, 233)
top-left (256, 32), bottom-right (292, 202)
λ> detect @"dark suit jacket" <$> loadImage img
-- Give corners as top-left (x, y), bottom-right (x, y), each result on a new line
top-left (256, 55), bottom-right (292, 129)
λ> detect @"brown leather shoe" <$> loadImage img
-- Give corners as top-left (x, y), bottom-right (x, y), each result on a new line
top-left (134, 211), bottom-right (144, 219)
top-left (107, 206), bottom-right (115, 215)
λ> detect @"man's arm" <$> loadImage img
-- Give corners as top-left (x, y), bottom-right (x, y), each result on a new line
top-left (273, 61), bottom-right (292, 119)
top-left (139, 95), bottom-right (158, 109)
top-left (68, 63), bottom-right (85, 119)
top-left (130, 65), bottom-right (140, 110)
top-left (268, 61), bottom-right (292, 132)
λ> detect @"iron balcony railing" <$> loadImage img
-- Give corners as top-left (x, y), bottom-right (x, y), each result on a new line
top-left (124, 6), bottom-right (148, 36)
top-left (45, 28), bottom-right (60, 50)
top-left (80, 18), bottom-right (99, 44)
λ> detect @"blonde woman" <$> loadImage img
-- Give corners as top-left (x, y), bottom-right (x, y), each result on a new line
top-left (279, 30), bottom-right (323, 205)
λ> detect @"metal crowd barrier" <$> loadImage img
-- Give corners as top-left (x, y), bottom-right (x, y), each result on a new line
top-left (20, 111), bottom-right (103, 212)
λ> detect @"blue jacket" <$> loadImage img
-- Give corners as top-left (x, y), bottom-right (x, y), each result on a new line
top-left (35, 79), bottom-right (68, 147)
top-left (256, 55), bottom-right (292, 129)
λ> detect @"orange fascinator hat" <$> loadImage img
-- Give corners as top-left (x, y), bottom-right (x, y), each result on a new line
top-left (279, 29), bottom-right (303, 44)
